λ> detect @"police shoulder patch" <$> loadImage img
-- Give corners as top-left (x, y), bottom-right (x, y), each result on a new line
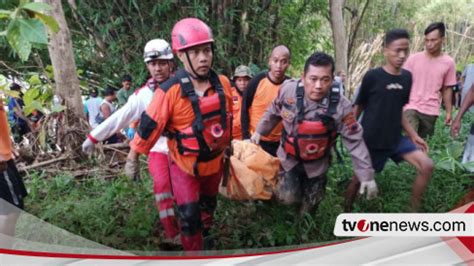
top-left (281, 109), bottom-right (295, 122)
top-left (286, 97), bottom-right (296, 105)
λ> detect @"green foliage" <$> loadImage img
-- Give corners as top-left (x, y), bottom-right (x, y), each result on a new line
top-left (25, 171), bottom-right (160, 251)
top-left (21, 74), bottom-right (53, 116)
top-left (23, 109), bottom-right (473, 251)
top-left (63, 0), bottom-right (328, 83)
top-left (0, 73), bottom-right (19, 99)
top-left (1, 0), bottom-right (58, 61)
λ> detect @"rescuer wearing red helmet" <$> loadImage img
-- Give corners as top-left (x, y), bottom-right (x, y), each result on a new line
top-left (131, 18), bottom-right (233, 251)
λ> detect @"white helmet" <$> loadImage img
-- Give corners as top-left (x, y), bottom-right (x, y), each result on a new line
top-left (143, 39), bottom-right (174, 63)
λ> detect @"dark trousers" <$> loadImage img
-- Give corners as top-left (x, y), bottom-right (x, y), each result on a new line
top-left (260, 140), bottom-right (279, 157)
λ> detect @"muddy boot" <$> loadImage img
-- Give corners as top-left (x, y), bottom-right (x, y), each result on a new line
top-left (275, 167), bottom-right (302, 205)
top-left (299, 175), bottom-right (327, 217)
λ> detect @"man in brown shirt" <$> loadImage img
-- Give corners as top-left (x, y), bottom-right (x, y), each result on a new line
top-left (252, 52), bottom-right (377, 215)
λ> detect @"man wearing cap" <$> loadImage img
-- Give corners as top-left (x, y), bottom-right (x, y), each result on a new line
top-left (231, 65), bottom-right (252, 140)
top-left (131, 18), bottom-right (233, 250)
top-left (82, 39), bottom-right (180, 246)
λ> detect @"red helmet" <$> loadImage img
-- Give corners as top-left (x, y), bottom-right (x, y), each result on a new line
top-left (171, 18), bottom-right (214, 53)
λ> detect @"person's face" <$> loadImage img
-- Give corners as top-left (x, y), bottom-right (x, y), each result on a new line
top-left (107, 92), bottom-right (116, 101)
top-left (424, 29), bottom-right (443, 55)
top-left (340, 71), bottom-right (346, 82)
top-left (147, 59), bottom-right (172, 83)
top-left (235, 76), bottom-right (250, 92)
top-left (179, 43), bottom-right (213, 77)
top-left (268, 51), bottom-right (290, 80)
top-left (301, 64), bottom-right (333, 101)
top-left (122, 80), bottom-right (131, 90)
top-left (383, 38), bottom-right (410, 69)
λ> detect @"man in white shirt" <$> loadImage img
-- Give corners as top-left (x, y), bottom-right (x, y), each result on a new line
top-left (84, 88), bottom-right (102, 129)
top-left (81, 39), bottom-right (179, 246)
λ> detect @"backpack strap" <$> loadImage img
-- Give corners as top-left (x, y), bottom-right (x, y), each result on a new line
top-left (208, 70), bottom-right (227, 129)
top-left (296, 80), bottom-right (305, 123)
top-left (327, 81), bottom-right (341, 116)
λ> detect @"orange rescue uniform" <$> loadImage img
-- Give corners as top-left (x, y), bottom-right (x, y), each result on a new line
top-left (0, 101), bottom-right (13, 161)
top-left (131, 72), bottom-right (233, 177)
top-left (241, 72), bottom-right (288, 142)
top-left (231, 87), bottom-right (243, 140)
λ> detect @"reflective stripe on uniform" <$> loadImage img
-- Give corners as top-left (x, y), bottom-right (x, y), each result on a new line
top-left (3, 170), bottom-right (19, 206)
top-left (155, 192), bottom-right (173, 202)
top-left (159, 208), bottom-right (175, 219)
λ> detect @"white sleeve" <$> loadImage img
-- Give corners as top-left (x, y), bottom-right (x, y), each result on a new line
top-left (89, 93), bottom-right (145, 141)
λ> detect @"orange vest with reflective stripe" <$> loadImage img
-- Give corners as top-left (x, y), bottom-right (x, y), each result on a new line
top-left (248, 77), bottom-right (283, 142)
top-left (0, 101), bottom-right (12, 161)
top-left (231, 87), bottom-right (243, 140)
top-left (131, 70), bottom-right (233, 176)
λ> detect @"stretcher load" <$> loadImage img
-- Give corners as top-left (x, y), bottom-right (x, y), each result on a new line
top-left (220, 140), bottom-right (280, 200)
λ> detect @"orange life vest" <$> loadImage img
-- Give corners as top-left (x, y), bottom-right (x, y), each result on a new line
top-left (172, 69), bottom-right (232, 162)
top-left (282, 81), bottom-right (340, 161)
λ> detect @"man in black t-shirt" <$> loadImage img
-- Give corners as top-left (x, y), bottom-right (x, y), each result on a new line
top-left (345, 29), bottom-right (434, 212)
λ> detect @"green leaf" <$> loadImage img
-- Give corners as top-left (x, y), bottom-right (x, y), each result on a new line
top-left (51, 104), bottom-right (66, 113)
top-left (437, 159), bottom-right (454, 172)
top-left (34, 13), bottom-right (59, 33)
top-left (21, 2), bottom-right (52, 13)
top-left (6, 19), bottom-right (31, 61)
top-left (0, 9), bottom-right (12, 19)
top-left (447, 142), bottom-right (464, 159)
top-left (23, 87), bottom-right (40, 105)
top-left (1, 90), bottom-right (20, 98)
top-left (29, 74), bottom-right (41, 85)
top-left (31, 100), bottom-right (45, 114)
top-left (18, 18), bottom-right (47, 44)
top-left (19, 0), bottom-right (30, 7)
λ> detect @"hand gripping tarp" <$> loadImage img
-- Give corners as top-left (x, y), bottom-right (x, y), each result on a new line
top-left (219, 140), bottom-right (280, 200)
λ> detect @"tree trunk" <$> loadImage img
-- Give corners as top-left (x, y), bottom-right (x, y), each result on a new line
top-left (329, 0), bottom-right (347, 76)
top-left (41, 0), bottom-right (84, 118)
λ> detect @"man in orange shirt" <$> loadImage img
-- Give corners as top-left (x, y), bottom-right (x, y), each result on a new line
top-left (131, 18), bottom-right (233, 251)
top-left (231, 65), bottom-right (252, 140)
top-left (1, 99), bottom-right (27, 246)
top-left (241, 45), bottom-right (290, 156)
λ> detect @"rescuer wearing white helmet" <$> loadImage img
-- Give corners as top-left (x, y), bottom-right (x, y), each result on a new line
top-left (82, 39), bottom-right (180, 247)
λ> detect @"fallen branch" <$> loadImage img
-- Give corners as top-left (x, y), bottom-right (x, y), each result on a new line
top-left (102, 143), bottom-right (130, 149)
top-left (18, 155), bottom-right (70, 172)
top-left (104, 147), bottom-right (128, 156)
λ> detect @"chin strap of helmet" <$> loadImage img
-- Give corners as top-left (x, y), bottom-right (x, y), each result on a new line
top-left (185, 52), bottom-right (209, 81)
top-left (184, 44), bottom-right (215, 81)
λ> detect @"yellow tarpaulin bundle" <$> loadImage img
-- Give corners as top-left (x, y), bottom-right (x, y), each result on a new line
top-left (220, 140), bottom-right (280, 200)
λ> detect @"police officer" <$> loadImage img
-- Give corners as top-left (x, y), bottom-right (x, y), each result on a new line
top-left (251, 52), bottom-right (378, 215)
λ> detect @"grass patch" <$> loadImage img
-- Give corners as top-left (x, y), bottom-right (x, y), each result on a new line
top-left (22, 111), bottom-right (473, 251)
